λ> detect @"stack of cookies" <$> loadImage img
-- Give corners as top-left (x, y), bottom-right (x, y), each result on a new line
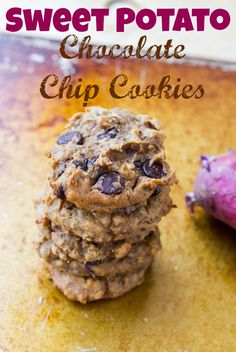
top-left (35, 107), bottom-right (175, 304)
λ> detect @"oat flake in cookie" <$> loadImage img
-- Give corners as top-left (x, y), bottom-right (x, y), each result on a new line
top-left (48, 106), bottom-right (176, 211)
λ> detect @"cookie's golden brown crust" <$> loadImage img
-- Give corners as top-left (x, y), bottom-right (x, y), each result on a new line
top-left (48, 107), bottom-right (175, 211)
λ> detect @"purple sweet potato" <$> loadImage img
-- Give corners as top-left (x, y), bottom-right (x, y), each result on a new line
top-left (186, 149), bottom-right (236, 229)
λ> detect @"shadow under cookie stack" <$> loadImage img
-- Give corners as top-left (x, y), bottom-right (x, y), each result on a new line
top-left (36, 107), bottom-right (175, 304)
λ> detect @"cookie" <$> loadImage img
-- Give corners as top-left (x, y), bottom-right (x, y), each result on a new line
top-left (38, 229), bottom-right (160, 278)
top-left (48, 107), bottom-right (175, 211)
top-left (36, 215), bottom-right (154, 263)
top-left (36, 184), bottom-right (172, 243)
top-left (50, 266), bottom-right (149, 304)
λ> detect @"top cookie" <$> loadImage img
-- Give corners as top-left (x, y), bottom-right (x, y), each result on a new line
top-left (48, 107), bottom-right (175, 211)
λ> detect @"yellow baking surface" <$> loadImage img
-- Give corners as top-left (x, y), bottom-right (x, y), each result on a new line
top-left (0, 35), bottom-right (236, 352)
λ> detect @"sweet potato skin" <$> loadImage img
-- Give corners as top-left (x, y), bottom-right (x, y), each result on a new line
top-left (186, 150), bottom-right (236, 230)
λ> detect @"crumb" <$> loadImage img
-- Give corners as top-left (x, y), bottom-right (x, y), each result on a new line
top-left (38, 296), bottom-right (44, 305)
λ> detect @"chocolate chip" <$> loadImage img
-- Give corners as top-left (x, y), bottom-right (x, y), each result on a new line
top-left (95, 172), bottom-right (125, 195)
top-left (98, 127), bottom-right (118, 140)
top-left (87, 157), bottom-right (97, 168)
top-left (134, 160), bottom-right (143, 168)
top-left (142, 160), bottom-right (166, 179)
top-left (57, 131), bottom-right (83, 145)
top-left (73, 159), bottom-right (88, 171)
top-left (55, 185), bottom-right (65, 200)
top-left (73, 157), bottom-right (97, 171)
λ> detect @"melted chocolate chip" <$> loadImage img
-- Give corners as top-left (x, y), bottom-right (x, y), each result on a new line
top-left (142, 160), bottom-right (166, 179)
top-left (55, 185), bottom-right (65, 200)
top-left (95, 172), bottom-right (125, 195)
top-left (73, 157), bottom-right (97, 171)
top-left (134, 160), bottom-right (143, 168)
top-left (57, 131), bottom-right (83, 145)
top-left (98, 127), bottom-right (118, 140)
top-left (73, 159), bottom-right (88, 171)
